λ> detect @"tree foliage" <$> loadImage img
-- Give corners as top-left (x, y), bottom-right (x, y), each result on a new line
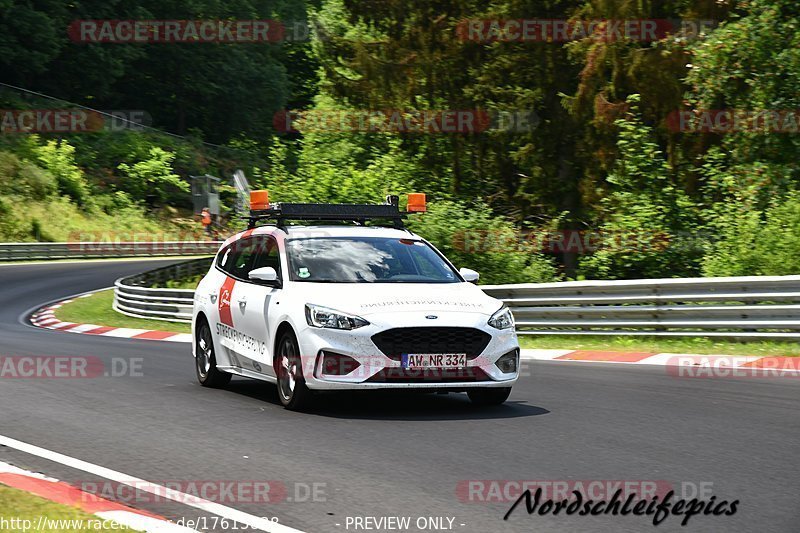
top-left (117, 147), bottom-right (188, 204)
top-left (1, 0), bottom-right (799, 279)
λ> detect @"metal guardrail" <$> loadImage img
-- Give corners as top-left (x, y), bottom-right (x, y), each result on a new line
top-left (481, 275), bottom-right (800, 339)
top-left (113, 258), bottom-right (213, 323)
top-left (115, 261), bottom-right (800, 338)
top-left (0, 241), bottom-right (222, 261)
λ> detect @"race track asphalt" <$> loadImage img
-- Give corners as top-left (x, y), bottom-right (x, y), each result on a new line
top-left (0, 260), bottom-right (798, 533)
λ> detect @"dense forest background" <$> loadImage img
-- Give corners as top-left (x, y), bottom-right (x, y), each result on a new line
top-left (1, 0), bottom-right (799, 283)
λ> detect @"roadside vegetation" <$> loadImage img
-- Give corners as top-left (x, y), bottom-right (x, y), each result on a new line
top-left (0, 136), bottom-right (200, 242)
top-left (1, 1), bottom-right (799, 283)
top-left (0, 485), bottom-right (141, 533)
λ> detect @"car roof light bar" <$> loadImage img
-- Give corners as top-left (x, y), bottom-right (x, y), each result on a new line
top-left (246, 194), bottom-right (411, 229)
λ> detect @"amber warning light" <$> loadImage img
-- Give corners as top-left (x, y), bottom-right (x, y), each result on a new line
top-left (250, 190), bottom-right (270, 210)
top-left (407, 193), bottom-right (427, 212)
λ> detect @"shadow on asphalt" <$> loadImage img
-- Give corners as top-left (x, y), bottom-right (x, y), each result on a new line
top-left (223, 378), bottom-right (549, 421)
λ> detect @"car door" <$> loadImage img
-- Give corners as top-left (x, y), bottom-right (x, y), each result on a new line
top-left (226, 234), bottom-right (282, 378)
top-left (194, 242), bottom-right (235, 366)
top-left (209, 236), bottom-right (264, 371)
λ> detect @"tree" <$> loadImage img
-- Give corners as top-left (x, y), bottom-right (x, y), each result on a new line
top-left (34, 139), bottom-right (90, 205)
top-left (579, 95), bottom-right (699, 279)
top-left (117, 147), bottom-right (188, 204)
top-left (685, 0), bottom-right (800, 275)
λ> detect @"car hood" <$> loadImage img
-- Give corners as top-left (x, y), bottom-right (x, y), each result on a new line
top-left (289, 282), bottom-right (502, 317)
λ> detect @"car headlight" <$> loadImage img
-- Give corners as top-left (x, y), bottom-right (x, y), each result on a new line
top-left (305, 304), bottom-right (369, 330)
top-left (488, 305), bottom-right (514, 330)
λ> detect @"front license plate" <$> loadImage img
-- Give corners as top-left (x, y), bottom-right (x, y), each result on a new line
top-left (401, 353), bottom-right (467, 369)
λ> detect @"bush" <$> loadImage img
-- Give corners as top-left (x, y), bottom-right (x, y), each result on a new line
top-left (406, 200), bottom-right (560, 285)
top-left (578, 96), bottom-right (700, 280)
top-left (17, 161), bottom-right (57, 199)
top-left (255, 136), bottom-right (415, 205)
top-left (703, 193), bottom-right (800, 276)
top-left (117, 148), bottom-right (189, 205)
top-left (0, 150), bottom-right (58, 200)
top-left (34, 140), bottom-right (90, 205)
top-left (0, 151), bottom-right (20, 189)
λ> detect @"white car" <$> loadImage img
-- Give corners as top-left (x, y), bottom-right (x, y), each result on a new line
top-left (191, 196), bottom-right (519, 410)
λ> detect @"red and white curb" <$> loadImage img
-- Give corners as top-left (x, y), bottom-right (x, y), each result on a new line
top-left (30, 295), bottom-right (191, 343)
top-left (0, 460), bottom-right (197, 532)
top-left (521, 349), bottom-right (800, 372)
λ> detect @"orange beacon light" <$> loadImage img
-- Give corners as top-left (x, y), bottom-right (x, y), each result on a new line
top-left (250, 190), bottom-right (270, 211)
top-left (407, 193), bottom-right (427, 212)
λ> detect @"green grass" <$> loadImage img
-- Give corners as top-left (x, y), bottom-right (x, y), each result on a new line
top-left (519, 334), bottom-right (800, 357)
top-left (54, 289), bottom-right (190, 334)
top-left (0, 485), bottom-right (141, 532)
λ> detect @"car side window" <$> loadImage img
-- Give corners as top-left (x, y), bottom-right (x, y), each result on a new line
top-left (216, 236), bottom-right (281, 282)
top-left (217, 246), bottom-right (233, 271)
top-left (250, 236), bottom-right (282, 280)
top-left (217, 238), bottom-right (259, 279)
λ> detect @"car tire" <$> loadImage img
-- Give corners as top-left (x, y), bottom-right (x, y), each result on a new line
top-left (195, 319), bottom-right (231, 388)
top-left (275, 329), bottom-right (313, 410)
top-left (467, 387), bottom-right (511, 406)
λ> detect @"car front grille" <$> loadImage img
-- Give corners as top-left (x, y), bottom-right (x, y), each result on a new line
top-left (371, 327), bottom-right (491, 361)
top-left (365, 367), bottom-right (491, 383)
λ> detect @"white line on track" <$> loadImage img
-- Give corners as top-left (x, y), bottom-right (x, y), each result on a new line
top-left (0, 434), bottom-right (307, 533)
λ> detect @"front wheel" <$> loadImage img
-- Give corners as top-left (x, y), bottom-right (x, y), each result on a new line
top-left (195, 320), bottom-right (231, 388)
top-left (275, 330), bottom-right (313, 410)
top-left (468, 387), bottom-right (512, 406)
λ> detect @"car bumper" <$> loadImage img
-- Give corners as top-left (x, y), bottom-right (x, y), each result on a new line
top-left (294, 312), bottom-right (520, 391)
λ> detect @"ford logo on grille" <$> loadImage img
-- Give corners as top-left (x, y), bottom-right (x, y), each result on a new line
top-left (425, 315), bottom-right (438, 320)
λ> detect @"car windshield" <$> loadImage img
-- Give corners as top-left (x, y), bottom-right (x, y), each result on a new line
top-left (285, 237), bottom-right (460, 283)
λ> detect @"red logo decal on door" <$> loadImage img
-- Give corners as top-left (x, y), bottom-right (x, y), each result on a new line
top-left (218, 276), bottom-right (236, 326)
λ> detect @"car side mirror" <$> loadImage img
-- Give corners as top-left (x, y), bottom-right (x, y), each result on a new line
top-left (459, 267), bottom-right (480, 283)
top-left (249, 266), bottom-right (279, 285)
